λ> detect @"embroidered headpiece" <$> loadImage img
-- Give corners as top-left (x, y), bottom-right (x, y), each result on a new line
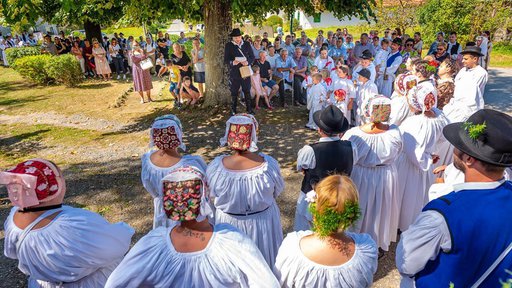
top-left (394, 73), bottom-right (418, 96)
top-left (220, 114), bottom-right (259, 152)
top-left (407, 82), bottom-right (438, 113)
top-left (150, 114), bottom-right (185, 151)
top-left (364, 96), bottom-right (392, 123)
top-left (0, 159), bottom-right (65, 209)
top-left (161, 166), bottom-right (212, 222)
top-left (333, 89), bottom-right (347, 102)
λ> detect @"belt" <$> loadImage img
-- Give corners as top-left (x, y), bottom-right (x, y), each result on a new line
top-left (224, 206), bottom-right (270, 216)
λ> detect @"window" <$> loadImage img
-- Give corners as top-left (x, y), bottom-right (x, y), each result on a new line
top-left (313, 13), bottom-right (321, 23)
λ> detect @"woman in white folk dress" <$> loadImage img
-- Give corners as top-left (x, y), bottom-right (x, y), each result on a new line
top-left (207, 114), bottom-right (285, 267)
top-left (396, 75), bottom-right (449, 232)
top-left (1, 159), bottom-right (134, 287)
top-left (342, 96), bottom-right (403, 253)
top-left (388, 57), bottom-right (420, 126)
top-left (141, 114), bottom-right (207, 229)
top-left (105, 166), bottom-right (279, 287)
top-left (274, 175), bottom-right (378, 288)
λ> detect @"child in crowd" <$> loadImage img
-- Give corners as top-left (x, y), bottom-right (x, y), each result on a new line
top-left (374, 39), bottom-right (390, 75)
top-left (320, 69), bottom-right (332, 99)
top-left (156, 53), bottom-right (167, 78)
top-left (250, 65), bottom-right (272, 110)
top-left (304, 66), bottom-right (318, 110)
top-left (330, 65), bottom-right (356, 125)
top-left (306, 73), bottom-right (328, 130)
top-left (168, 61), bottom-right (181, 108)
top-left (355, 68), bottom-right (379, 125)
top-left (179, 76), bottom-right (201, 106)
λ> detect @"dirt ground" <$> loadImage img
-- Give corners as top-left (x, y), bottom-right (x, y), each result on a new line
top-left (0, 71), bottom-right (402, 287)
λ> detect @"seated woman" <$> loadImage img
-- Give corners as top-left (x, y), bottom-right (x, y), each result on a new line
top-left (105, 166), bottom-right (279, 287)
top-left (1, 159), bottom-right (134, 287)
top-left (141, 114), bottom-right (207, 229)
top-left (274, 175), bottom-right (378, 288)
top-left (207, 114), bottom-right (285, 266)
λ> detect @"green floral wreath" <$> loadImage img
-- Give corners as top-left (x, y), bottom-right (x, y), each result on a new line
top-left (463, 121), bottom-right (487, 141)
top-left (308, 201), bottom-right (361, 237)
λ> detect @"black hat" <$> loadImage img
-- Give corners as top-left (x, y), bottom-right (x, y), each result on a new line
top-left (357, 68), bottom-right (371, 80)
top-left (313, 105), bottom-right (349, 134)
top-left (443, 109), bottom-right (512, 167)
top-left (392, 38), bottom-right (402, 46)
top-left (229, 28), bottom-right (243, 37)
top-left (361, 49), bottom-right (373, 59)
top-left (460, 45), bottom-right (484, 57)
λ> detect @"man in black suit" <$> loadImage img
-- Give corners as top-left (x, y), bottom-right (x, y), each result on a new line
top-left (224, 28), bottom-right (255, 115)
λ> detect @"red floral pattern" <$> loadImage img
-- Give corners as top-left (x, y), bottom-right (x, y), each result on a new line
top-left (152, 126), bottom-right (181, 150)
top-left (227, 123), bottom-right (252, 151)
top-left (163, 179), bottom-right (202, 221)
top-left (333, 89), bottom-right (347, 102)
top-left (7, 160), bottom-right (59, 200)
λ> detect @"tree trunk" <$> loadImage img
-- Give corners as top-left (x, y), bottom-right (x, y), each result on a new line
top-left (203, 0), bottom-right (232, 107)
top-left (84, 20), bottom-right (102, 42)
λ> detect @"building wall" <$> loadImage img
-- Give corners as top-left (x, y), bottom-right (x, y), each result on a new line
top-left (297, 11), bottom-right (366, 29)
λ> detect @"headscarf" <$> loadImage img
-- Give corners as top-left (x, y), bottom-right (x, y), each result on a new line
top-left (161, 166), bottom-right (213, 222)
top-left (150, 114), bottom-right (186, 151)
top-left (220, 114), bottom-right (259, 152)
top-left (394, 73), bottom-right (418, 97)
top-left (0, 159), bottom-right (65, 209)
top-left (364, 95), bottom-right (392, 123)
top-left (407, 82), bottom-right (438, 113)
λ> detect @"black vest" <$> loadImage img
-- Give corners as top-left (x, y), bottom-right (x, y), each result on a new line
top-left (300, 140), bottom-right (354, 193)
top-left (450, 42), bottom-right (460, 56)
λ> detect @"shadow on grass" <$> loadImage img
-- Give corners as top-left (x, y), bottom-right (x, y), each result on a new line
top-left (0, 95), bottom-right (49, 108)
top-left (0, 80), bottom-right (38, 93)
top-left (77, 83), bottom-right (113, 90)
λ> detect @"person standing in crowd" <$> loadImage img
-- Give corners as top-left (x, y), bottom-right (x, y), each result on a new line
top-left (342, 96), bottom-right (403, 254)
top-left (26, 33), bottom-right (37, 46)
top-left (141, 115), bottom-right (207, 229)
top-left (436, 58), bottom-right (459, 110)
top-left (352, 50), bottom-right (376, 85)
top-left (376, 38), bottom-right (403, 97)
top-left (314, 47), bottom-right (335, 72)
top-left (83, 39), bottom-right (96, 77)
top-left (482, 30), bottom-right (492, 70)
top-left (106, 166), bottom-right (280, 287)
top-left (40, 34), bottom-right (57, 56)
top-left (329, 37), bottom-right (347, 63)
top-left (413, 32), bottom-right (423, 56)
top-left (275, 175), bottom-right (378, 288)
top-left (251, 35), bottom-right (264, 61)
top-left (171, 42), bottom-right (192, 89)
top-left (255, 50), bottom-right (279, 101)
top-left (1, 159), bottom-right (134, 287)
top-left (443, 46), bottom-right (488, 123)
top-left (389, 66), bottom-right (418, 126)
top-left (399, 39), bottom-right (419, 73)
top-left (305, 73), bottom-right (328, 130)
top-left (282, 35), bottom-right (295, 55)
top-left (476, 36), bottom-right (489, 68)
top-left (330, 65), bottom-right (356, 125)
top-left (396, 72), bottom-right (449, 232)
top-left (431, 42), bottom-right (449, 62)
top-left (353, 33), bottom-right (376, 62)
top-left (295, 105), bottom-right (354, 231)
top-left (191, 38), bottom-right (205, 98)
top-left (266, 45), bottom-right (279, 70)
top-left (371, 36), bottom-right (381, 52)
top-left (275, 49), bottom-right (297, 107)
top-left (224, 28), bottom-right (255, 115)
top-left (397, 109), bottom-right (512, 288)
top-left (109, 38), bottom-right (127, 80)
top-left (207, 114), bottom-right (285, 266)
top-left (374, 39), bottom-right (390, 75)
top-left (177, 31), bottom-right (188, 44)
top-left (297, 35), bottom-right (312, 57)
top-left (155, 31), bottom-right (169, 59)
top-left (355, 68), bottom-right (378, 125)
top-left (292, 47), bottom-right (308, 105)
top-left (427, 32), bottom-right (446, 55)
top-left (71, 41), bottom-right (86, 76)
top-left (131, 41), bottom-right (153, 103)
top-left (250, 65), bottom-right (272, 110)
top-left (92, 39), bottom-right (111, 81)
top-left (144, 36), bottom-right (156, 75)
top-left (447, 32), bottom-right (462, 61)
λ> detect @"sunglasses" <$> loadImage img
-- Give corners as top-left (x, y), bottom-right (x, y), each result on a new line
top-left (437, 48), bottom-right (444, 51)
top-left (406, 44), bottom-right (413, 47)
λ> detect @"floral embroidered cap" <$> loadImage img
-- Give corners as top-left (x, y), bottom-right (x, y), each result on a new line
top-left (161, 166), bottom-right (213, 222)
top-left (150, 114), bottom-right (186, 151)
top-left (0, 159), bottom-right (65, 209)
top-left (220, 114), bottom-right (259, 152)
top-left (333, 89), bottom-right (347, 102)
top-left (407, 82), bottom-right (438, 113)
top-left (394, 73), bottom-right (418, 97)
top-left (364, 96), bottom-right (392, 123)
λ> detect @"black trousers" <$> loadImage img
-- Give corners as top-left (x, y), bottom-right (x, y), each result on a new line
top-left (293, 74), bottom-right (306, 104)
top-left (278, 79), bottom-right (293, 106)
top-left (230, 76), bottom-right (253, 113)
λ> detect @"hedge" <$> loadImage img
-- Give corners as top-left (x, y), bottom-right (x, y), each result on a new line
top-left (14, 55), bottom-right (53, 85)
top-left (5, 47), bottom-right (41, 68)
top-left (13, 54), bottom-right (83, 87)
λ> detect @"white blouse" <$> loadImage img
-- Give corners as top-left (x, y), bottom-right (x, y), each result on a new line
top-left (207, 153), bottom-right (284, 214)
top-left (105, 224), bottom-right (280, 288)
top-left (274, 231), bottom-right (378, 288)
top-left (4, 206), bottom-right (134, 287)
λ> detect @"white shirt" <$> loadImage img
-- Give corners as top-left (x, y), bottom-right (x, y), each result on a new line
top-left (443, 65), bottom-right (488, 122)
top-left (352, 63), bottom-right (377, 84)
top-left (382, 51), bottom-right (403, 76)
top-left (314, 56), bottom-right (335, 71)
top-left (396, 180), bottom-right (507, 288)
top-left (374, 49), bottom-right (390, 68)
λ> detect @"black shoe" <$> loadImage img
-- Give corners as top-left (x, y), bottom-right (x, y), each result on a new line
top-left (247, 110), bottom-right (255, 115)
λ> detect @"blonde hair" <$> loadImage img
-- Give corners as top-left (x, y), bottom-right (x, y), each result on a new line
top-left (315, 175), bottom-right (359, 217)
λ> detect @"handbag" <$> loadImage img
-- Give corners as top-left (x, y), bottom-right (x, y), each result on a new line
top-left (236, 47), bottom-right (253, 78)
top-left (140, 58), bottom-right (154, 70)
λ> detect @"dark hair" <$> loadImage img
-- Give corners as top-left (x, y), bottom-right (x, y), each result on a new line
top-left (483, 30), bottom-right (490, 37)
top-left (480, 161), bottom-right (506, 174)
top-left (450, 31), bottom-right (457, 36)
top-left (414, 60), bottom-right (435, 78)
top-left (405, 38), bottom-right (415, 44)
top-left (373, 36), bottom-right (379, 41)
top-left (111, 38), bottom-right (117, 42)
top-left (339, 65), bottom-right (350, 75)
top-left (442, 58), bottom-right (460, 76)
top-left (183, 76), bottom-right (191, 81)
top-left (165, 59), bottom-right (173, 65)
top-left (395, 28), bottom-right (402, 36)
top-left (381, 39), bottom-right (389, 45)
top-left (466, 41), bottom-right (477, 47)
top-left (361, 33), bottom-right (368, 37)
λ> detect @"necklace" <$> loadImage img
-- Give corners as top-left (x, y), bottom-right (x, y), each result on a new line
top-left (19, 204), bottom-right (63, 213)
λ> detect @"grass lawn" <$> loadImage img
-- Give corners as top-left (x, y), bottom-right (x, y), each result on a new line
top-left (490, 44), bottom-right (512, 68)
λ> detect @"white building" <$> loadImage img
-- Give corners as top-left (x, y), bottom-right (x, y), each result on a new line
top-left (295, 11), bottom-right (366, 29)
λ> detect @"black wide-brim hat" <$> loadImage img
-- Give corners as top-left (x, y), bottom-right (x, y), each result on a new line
top-left (460, 45), bottom-right (484, 57)
top-left (361, 49), bottom-right (373, 59)
top-left (313, 105), bottom-right (349, 134)
top-left (443, 109), bottom-right (512, 167)
top-left (229, 28), bottom-right (243, 37)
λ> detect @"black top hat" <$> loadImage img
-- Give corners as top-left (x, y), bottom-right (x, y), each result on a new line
top-left (361, 49), bottom-right (373, 59)
top-left (392, 38), bottom-right (402, 46)
top-left (460, 45), bottom-right (484, 57)
top-left (357, 68), bottom-right (371, 80)
top-left (443, 109), bottom-right (512, 167)
top-left (229, 28), bottom-right (243, 37)
top-left (313, 105), bottom-right (349, 134)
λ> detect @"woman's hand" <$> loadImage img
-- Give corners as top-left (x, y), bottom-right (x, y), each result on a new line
top-left (433, 165), bottom-right (447, 174)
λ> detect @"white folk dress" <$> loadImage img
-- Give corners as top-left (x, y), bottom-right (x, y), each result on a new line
top-left (355, 81), bottom-right (379, 126)
top-left (207, 153), bottom-right (285, 266)
top-left (141, 152), bottom-right (207, 229)
top-left (4, 206), bottom-right (134, 288)
top-left (306, 83), bottom-right (328, 129)
top-left (274, 231), bottom-right (378, 288)
top-left (352, 63), bottom-right (377, 85)
top-left (396, 109), bottom-right (449, 231)
top-left (376, 51), bottom-right (403, 97)
top-left (342, 126), bottom-right (403, 250)
top-left (389, 94), bottom-right (414, 126)
top-left (330, 77), bottom-right (356, 125)
top-left (105, 224), bottom-right (280, 288)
